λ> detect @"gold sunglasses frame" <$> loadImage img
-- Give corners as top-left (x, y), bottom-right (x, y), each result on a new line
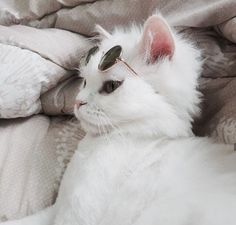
top-left (98, 45), bottom-right (138, 76)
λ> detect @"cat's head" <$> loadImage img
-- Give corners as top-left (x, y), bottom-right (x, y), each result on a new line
top-left (74, 15), bottom-right (202, 138)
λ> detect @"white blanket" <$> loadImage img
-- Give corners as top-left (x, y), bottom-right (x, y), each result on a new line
top-left (0, 25), bottom-right (90, 118)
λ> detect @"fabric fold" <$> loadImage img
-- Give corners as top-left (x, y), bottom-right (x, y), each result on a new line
top-left (0, 25), bottom-right (90, 69)
top-left (0, 24), bottom-right (91, 118)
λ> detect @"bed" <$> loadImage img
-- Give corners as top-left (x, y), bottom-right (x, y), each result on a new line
top-left (0, 0), bottom-right (236, 221)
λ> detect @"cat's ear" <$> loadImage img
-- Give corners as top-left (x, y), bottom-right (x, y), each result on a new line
top-left (94, 25), bottom-right (112, 39)
top-left (140, 15), bottom-right (175, 63)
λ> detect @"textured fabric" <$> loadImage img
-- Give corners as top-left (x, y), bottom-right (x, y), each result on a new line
top-left (0, 0), bottom-right (96, 26)
top-left (183, 28), bottom-right (236, 144)
top-left (52, 0), bottom-right (236, 35)
top-left (0, 115), bottom-right (85, 221)
top-left (194, 78), bottom-right (236, 144)
top-left (0, 43), bottom-right (69, 118)
top-left (216, 17), bottom-right (236, 43)
top-left (41, 76), bottom-right (83, 115)
top-left (1, 0), bottom-right (236, 31)
top-left (0, 25), bottom-right (90, 118)
top-left (183, 28), bottom-right (236, 79)
top-left (0, 25), bottom-right (90, 70)
top-left (0, 116), bottom-right (51, 221)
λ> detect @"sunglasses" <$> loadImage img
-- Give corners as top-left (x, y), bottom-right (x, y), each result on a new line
top-left (98, 45), bottom-right (138, 76)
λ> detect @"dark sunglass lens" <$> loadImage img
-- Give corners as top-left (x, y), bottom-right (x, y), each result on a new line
top-left (85, 46), bottom-right (99, 65)
top-left (98, 45), bottom-right (122, 71)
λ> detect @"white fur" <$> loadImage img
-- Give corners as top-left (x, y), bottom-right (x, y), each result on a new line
top-left (2, 15), bottom-right (236, 225)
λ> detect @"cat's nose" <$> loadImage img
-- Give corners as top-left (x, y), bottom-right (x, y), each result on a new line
top-left (75, 100), bottom-right (87, 109)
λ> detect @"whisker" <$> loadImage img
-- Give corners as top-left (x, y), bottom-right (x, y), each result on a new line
top-left (96, 117), bottom-right (102, 137)
top-left (92, 104), bottom-right (111, 139)
top-left (98, 114), bottom-right (111, 142)
top-left (93, 106), bottom-right (110, 139)
top-left (99, 110), bottom-right (126, 140)
top-left (101, 112), bottom-right (130, 147)
top-left (87, 103), bottom-right (127, 144)
top-left (97, 113), bottom-right (105, 135)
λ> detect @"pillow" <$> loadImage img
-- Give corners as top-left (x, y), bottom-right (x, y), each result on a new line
top-left (0, 24), bottom-right (91, 118)
top-left (0, 43), bottom-right (69, 118)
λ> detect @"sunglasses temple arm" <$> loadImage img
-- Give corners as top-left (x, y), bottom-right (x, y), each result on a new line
top-left (116, 58), bottom-right (138, 76)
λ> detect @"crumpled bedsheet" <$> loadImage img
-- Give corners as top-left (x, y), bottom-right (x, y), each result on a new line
top-left (0, 24), bottom-right (90, 118)
top-left (0, 0), bottom-right (236, 221)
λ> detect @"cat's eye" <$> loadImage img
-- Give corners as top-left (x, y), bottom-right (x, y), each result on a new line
top-left (99, 80), bottom-right (123, 94)
top-left (85, 46), bottom-right (99, 65)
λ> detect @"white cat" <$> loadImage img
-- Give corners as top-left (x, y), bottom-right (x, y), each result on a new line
top-left (2, 15), bottom-right (236, 225)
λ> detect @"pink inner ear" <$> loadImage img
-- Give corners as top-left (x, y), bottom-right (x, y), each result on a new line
top-left (141, 16), bottom-right (175, 62)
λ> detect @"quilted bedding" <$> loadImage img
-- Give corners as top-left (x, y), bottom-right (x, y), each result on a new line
top-left (0, 0), bottom-right (236, 221)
